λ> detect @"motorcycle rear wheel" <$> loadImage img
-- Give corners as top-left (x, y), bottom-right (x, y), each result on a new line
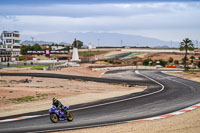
top-left (50, 113), bottom-right (58, 123)
top-left (67, 112), bottom-right (74, 121)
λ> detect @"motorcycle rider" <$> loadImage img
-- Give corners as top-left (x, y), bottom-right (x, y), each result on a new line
top-left (52, 97), bottom-right (68, 116)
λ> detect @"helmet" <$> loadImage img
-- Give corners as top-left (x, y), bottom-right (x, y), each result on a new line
top-left (52, 97), bottom-right (57, 103)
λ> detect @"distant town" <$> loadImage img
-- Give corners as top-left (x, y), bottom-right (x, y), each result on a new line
top-left (0, 30), bottom-right (200, 71)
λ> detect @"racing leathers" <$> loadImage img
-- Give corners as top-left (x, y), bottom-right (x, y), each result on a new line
top-left (53, 100), bottom-right (67, 116)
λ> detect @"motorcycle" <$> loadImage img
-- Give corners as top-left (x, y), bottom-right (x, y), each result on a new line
top-left (49, 106), bottom-right (74, 123)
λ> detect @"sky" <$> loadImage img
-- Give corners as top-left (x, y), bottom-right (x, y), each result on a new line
top-left (0, 0), bottom-right (200, 42)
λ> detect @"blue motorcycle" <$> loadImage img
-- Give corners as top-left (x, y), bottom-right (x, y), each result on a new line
top-left (49, 106), bottom-right (74, 123)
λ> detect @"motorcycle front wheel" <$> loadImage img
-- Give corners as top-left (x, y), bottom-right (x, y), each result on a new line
top-left (50, 113), bottom-right (58, 123)
top-left (67, 112), bottom-right (74, 121)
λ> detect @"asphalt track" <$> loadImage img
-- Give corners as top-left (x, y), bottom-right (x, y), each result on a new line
top-left (0, 70), bottom-right (200, 133)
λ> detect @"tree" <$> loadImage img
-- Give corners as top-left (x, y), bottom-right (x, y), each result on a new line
top-left (143, 59), bottom-right (152, 66)
top-left (62, 46), bottom-right (71, 52)
top-left (182, 57), bottom-right (188, 65)
top-left (20, 45), bottom-right (28, 55)
top-left (174, 60), bottom-right (179, 65)
top-left (168, 57), bottom-right (174, 64)
top-left (72, 40), bottom-right (83, 49)
top-left (32, 44), bottom-right (42, 51)
top-left (158, 59), bottom-right (168, 67)
top-left (180, 38), bottom-right (194, 71)
top-left (133, 61), bottom-right (137, 66)
top-left (190, 56), bottom-right (195, 64)
top-left (20, 44), bottom-right (42, 55)
top-left (198, 62), bottom-right (200, 69)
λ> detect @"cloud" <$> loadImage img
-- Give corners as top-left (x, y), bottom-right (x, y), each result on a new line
top-left (0, 2), bottom-right (200, 41)
top-left (0, 2), bottom-right (200, 17)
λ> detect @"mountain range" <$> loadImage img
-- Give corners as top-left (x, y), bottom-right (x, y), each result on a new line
top-left (21, 32), bottom-right (179, 48)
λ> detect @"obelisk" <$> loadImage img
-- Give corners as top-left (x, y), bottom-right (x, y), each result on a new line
top-left (71, 38), bottom-right (80, 62)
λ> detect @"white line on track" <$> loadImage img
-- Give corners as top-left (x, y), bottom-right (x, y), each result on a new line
top-left (0, 70), bottom-right (165, 124)
top-left (70, 70), bottom-right (165, 111)
top-left (27, 70), bottom-right (200, 133)
top-left (3, 70), bottom-right (200, 133)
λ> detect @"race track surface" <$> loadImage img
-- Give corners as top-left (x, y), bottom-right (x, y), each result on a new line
top-left (0, 70), bottom-right (200, 133)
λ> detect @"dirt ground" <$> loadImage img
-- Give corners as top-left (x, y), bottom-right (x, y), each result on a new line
top-left (60, 107), bottom-right (200, 133)
top-left (166, 71), bottom-right (200, 82)
top-left (0, 64), bottom-right (106, 78)
top-left (1, 65), bottom-right (200, 133)
top-left (0, 67), bottom-right (146, 117)
top-left (56, 71), bottom-right (200, 133)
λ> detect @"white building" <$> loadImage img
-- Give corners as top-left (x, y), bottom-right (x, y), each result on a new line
top-left (0, 31), bottom-right (21, 62)
top-left (88, 43), bottom-right (96, 49)
top-left (51, 45), bottom-right (65, 50)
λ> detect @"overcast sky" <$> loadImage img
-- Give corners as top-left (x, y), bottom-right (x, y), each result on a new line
top-left (0, 0), bottom-right (200, 42)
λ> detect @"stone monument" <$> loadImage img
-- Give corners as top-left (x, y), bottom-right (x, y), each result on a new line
top-left (71, 38), bottom-right (80, 62)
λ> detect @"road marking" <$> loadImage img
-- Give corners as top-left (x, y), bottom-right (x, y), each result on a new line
top-left (70, 70), bottom-right (164, 111)
top-left (0, 115), bottom-right (43, 123)
top-left (129, 102), bottom-right (200, 123)
top-left (2, 70), bottom-right (200, 133)
top-left (26, 102), bottom-right (200, 133)
top-left (0, 70), bottom-right (165, 123)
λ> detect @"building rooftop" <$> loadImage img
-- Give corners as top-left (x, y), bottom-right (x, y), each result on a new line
top-left (2, 31), bottom-right (19, 33)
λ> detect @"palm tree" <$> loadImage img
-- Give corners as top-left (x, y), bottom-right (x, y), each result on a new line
top-left (180, 38), bottom-right (194, 71)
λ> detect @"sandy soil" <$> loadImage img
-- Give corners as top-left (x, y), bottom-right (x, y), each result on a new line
top-left (166, 72), bottom-right (200, 82)
top-left (60, 108), bottom-right (200, 133)
top-left (0, 67), bottom-right (146, 117)
top-left (56, 71), bottom-right (200, 133)
top-left (149, 53), bottom-right (199, 62)
top-left (1, 65), bottom-right (200, 133)
top-left (0, 64), bottom-right (106, 78)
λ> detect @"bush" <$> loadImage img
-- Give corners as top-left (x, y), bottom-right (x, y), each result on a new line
top-left (159, 59), bottom-right (168, 67)
top-left (174, 60), bottom-right (179, 65)
top-left (133, 61), bottom-right (137, 66)
top-left (104, 59), bottom-right (122, 64)
top-left (9, 96), bottom-right (35, 103)
top-left (168, 57), bottom-right (174, 64)
top-left (19, 56), bottom-right (25, 61)
top-left (143, 59), bottom-right (152, 66)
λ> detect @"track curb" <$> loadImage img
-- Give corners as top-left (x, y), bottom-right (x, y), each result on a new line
top-left (129, 103), bottom-right (200, 123)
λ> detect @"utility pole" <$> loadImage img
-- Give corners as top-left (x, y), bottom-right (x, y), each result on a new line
top-left (31, 37), bottom-right (34, 45)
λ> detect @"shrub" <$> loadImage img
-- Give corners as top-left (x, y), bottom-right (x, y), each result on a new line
top-left (19, 56), bottom-right (25, 61)
top-left (133, 61), bottom-right (137, 66)
top-left (159, 59), bottom-right (168, 67)
top-left (143, 59), bottom-right (152, 66)
top-left (174, 60), bottom-right (179, 65)
top-left (168, 57), bottom-right (174, 64)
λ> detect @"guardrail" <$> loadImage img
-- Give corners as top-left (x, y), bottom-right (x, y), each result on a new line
top-left (92, 66), bottom-right (156, 71)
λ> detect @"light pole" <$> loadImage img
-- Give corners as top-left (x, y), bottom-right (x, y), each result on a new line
top-left (31, 37), bottom-right (34, 45)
